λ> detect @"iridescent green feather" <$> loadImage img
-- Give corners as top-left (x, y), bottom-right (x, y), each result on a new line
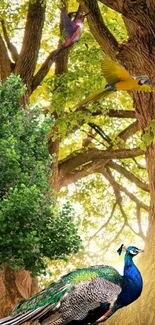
top-left (13, 266), bottom-right (122, 315)
top-left (62, 266), bottom-right (122, 286)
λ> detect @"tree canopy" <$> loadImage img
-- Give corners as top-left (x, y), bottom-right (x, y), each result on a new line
top-left (0, 0), bottom-right (151, 286)
top-left (1, 0), bottom-right (155, 324)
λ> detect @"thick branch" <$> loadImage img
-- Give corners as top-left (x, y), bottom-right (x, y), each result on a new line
top-left (59, 160), bottom-right (104, 188)
top-left (76, 105), bottom-right (136, 119)
top-left (99, 0), bottom-right (155, 36)
top-left (59, 156), bottom-right (149, 211)
top-left (49, 2), bottom-right (69, 190)
top-left (99, 0), bottom-right (123, 14)
top-left (0, 35), bottom-right (11, 82)
top-left (78, 0), bottom-right (118, 59)
top-left (107, 109), bottom-right (135, 119)
top-left (103, 167), bottom-right (124, 203)
top-left (58, 118), bottom-right (142, 188)
top-left (119, 184), bottom-right (149, 211)
top-left (118, 120), bottom-right (139, 142)
top-left (104, 168), bottom-right (141, 239)
top-left (32, 4), bottom-right (83, 92)
top-left (1, 20), bottom-right (18, 62)
top-left (103, 167), bottom-right (147, 240)
top-left (58, 147), bottom-right (143, 188)
top-left (89, 120), bottom-right (139, 147)
top-left (60, 147), bottom-right (143, 173)
top-left (32, 1), bottom-right (71, 93)
top-left (60, 109), bottom-right (137, 145)
top-left (31, 50), bottom-right (56, 92)
top-left (108, 161), bottom-right (149, 192)
top-left (15, 0), bottom-right (46, 92)
top-left (103, 166), bottom-right (148, 212)
top-left (123, 1), bottom-right (155, 35)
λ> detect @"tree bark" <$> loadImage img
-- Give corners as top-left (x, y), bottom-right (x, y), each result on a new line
top-left (58, 147), bottom-right (143, 188)
top-left (49, 2), bottom-right (69, 191)
top-left (0, 35), bottom-right (11, 82)
top-left (97, 1), bottom-right (155, 324)
top-left (0, 265), bottom-right (38, 317)
top-left (78, 0), bottom-right (118, 58)
top-left (15, 0), bottom-right (46, 95)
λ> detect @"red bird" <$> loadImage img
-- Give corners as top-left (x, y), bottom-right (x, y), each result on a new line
top-left (54, 9), bottom-right (90, 58)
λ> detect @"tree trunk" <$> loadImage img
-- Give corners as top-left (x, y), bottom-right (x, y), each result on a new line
top-left (106, 59), bottom-right (155, 325)
top-left (15, 0), bottom-right (46, 96)
top-left (49, 2), bottom-right (68, 192)
top-left (49, 137), bottom-right (60, 191)
top-left (0, 265), bottom-right (38, 317)
top-left (0, 35), bottom-right (11, 82)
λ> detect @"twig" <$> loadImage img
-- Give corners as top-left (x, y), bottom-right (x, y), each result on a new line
top-left (87, 202), bottom-right (117, 243)
top-left (108, 161), bottom-right (149, 192)
top-left (88, 122), bottom-right (112, 146)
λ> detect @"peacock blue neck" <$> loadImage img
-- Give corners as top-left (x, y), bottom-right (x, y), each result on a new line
top-left (119, 252), bottom-right (143, 306)
top-left (124, 252), bottom-right (135, 274)
top-left (124, 253), bottom-right (142, 279)
top-left (113, 252), bottom-right (142, 310)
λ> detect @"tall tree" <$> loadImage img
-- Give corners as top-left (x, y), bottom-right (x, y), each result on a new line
top-left (71, 1), bottom-right (155, 324)
top-left (1, 1), bottom-right (155, 324)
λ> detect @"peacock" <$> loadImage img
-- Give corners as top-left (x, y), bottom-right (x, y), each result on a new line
top-left (0, 244), bottom-right (143, 325)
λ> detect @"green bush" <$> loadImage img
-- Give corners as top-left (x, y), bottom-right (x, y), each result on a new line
top-left (0, 75), bottom-right (81, 276)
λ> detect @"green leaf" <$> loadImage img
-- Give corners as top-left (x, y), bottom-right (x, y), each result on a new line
top-left (141, 133), bottom-right (153, 146)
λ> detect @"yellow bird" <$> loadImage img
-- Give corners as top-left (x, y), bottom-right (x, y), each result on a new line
top-left (77, 59), bottom-right (154, 107)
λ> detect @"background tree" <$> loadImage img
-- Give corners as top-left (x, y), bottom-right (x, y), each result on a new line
top-left (0, 0), bottom-right (155, 324)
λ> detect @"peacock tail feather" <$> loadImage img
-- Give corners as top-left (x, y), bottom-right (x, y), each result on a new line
top-left (13, 265), bottom-right (122, 315)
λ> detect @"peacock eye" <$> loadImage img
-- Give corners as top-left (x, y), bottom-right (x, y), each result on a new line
top-left (129, 249), bottom-right (138, 255)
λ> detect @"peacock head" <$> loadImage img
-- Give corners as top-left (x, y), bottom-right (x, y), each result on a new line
top-left (117, 244), bottom-right (144, 258)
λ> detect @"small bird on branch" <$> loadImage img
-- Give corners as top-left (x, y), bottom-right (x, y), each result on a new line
top-left (54, 9), bottom-right (90, 58)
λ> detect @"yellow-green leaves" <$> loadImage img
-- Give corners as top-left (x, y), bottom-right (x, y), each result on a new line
top-left (141, 121), bottom-right (155, 149)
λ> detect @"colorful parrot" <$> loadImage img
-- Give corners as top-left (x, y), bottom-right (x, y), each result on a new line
top-left (54, 9), bottom-right (90, 58)
top-left (77, 59), bottom-right (154, 107)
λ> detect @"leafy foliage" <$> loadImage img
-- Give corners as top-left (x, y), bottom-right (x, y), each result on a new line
top-left (141, 121), bottom-right (155, 148)
top-left (0, 75), bottom-right (81, 276)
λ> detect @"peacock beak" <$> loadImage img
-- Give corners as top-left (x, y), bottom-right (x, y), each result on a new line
top-left (138, 249), bottom-right (144, 253)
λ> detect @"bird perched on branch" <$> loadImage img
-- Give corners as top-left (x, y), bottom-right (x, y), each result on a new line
top-left (54, 9), bottom-right (90, 58)
top-left (77, 58), bottom-right (154, 107)
top-left (0, 245), bottom-right (143, 325)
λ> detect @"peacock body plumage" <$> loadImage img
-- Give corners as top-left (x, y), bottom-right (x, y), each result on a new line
top-left (0, 245), bottom-right (143, 325)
